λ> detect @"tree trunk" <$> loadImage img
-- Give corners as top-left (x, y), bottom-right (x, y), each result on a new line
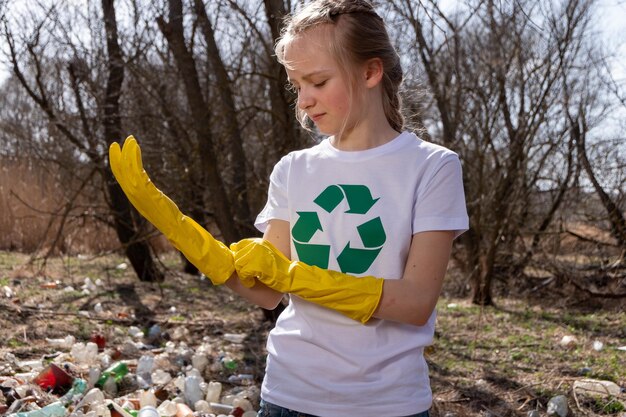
top-left (102, 0), bottom-right (164, 282)
top-left (263, 0), bottom-right (301, 156)
top-left (573, 115), bottom-right (626, 251)
top-left (157, 0), bottom-right (240, 243)
top-left (471, 255), bottom-right (494, 306)
top-left (193, 0), bottom-right (252, 236)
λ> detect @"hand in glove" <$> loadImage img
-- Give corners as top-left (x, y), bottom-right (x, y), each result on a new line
top-left (231, 238), bottom-right (384, 323)
top-left (109, 136), bottom-right (249, 286)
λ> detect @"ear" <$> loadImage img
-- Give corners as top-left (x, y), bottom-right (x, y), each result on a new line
top-left (363, 58), bottom-right (384, 89)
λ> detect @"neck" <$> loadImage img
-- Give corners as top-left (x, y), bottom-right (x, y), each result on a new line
top-left (332, 124), bottom-right (399, 151)
top-left (331, 87), bottom-right (400, 151)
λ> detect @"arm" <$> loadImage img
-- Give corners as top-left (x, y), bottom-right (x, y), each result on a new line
top-left (232, 229), bottom-right (455, 326)
top-left (225, 220), bottom-right (288, 310)
top-left (373, 230), bottom-right (454, 326)
top-left (109, 137), bottom-right (234, 284)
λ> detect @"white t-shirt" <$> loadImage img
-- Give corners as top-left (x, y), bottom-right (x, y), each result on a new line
top-left (255, 131), bottom-right (468, 417)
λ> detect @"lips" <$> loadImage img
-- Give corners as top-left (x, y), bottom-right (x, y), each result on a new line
top-left (310, 113), bottom-right (325, 122)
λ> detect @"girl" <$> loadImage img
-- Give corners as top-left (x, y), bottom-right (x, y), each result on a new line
top-left (110, 0), bottom-right (468, 415)
top-left (227, 1), bottom-right (469, 416)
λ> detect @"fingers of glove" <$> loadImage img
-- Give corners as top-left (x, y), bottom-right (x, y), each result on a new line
top-left (232, 243), bottom-right (265, 281)
top-left (120, 137), bottom-right (173, 224)
top-left (230, 237), bottom-right (262, 253)
top-left (122, 137), bottom-right (145, 190)
top-left (108, 142), bottom-right (123, 181)
top-left (109, 142), bottom-right (148, 215)
top-left (258, 239), bottom-right (291, 264)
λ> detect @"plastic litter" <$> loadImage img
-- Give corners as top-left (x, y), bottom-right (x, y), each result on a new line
top-left (32, 363), bottom-right (73, 394)
top-left (206, 380), bottom-right (223, 403)
top-left (573, 378), bottom-right (621, 397)
top-left (97, 362), bottom-right (129, 387)
top-left (183, 375), bottom-right (203, 406)
top-left (547, 395), bottom-right (568, 417)
top-left (45, 336), bottom-right (76, 349)
top-left (8, 401), bottom-right (67, 417)
top-left (1, 331), bottom-right (260, 417)
top-left (137, 405), bottom-right (159, 417)
top-left (223, 333), bottom-right (246, 344)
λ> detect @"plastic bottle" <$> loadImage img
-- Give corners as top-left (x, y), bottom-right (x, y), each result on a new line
top-left (59, 378), bottom-right (87, 404)
top-left (151, 369), bottom-right (172, 385)
top-left (9, 401), bottom-right (67, 417)
top-left (45, 335), bottom-right (76, 349)
top-left (71, 342), bottom-right (99, 365)
top-left (232, 397), bottom-right (253, 412)
top-left (573, 379), bottom-right (621, 397)
top-left (157, 400), bottom-right (177, 417)
top-left (102, 375), bottom-right (117, 396)
top-left (137, 406), bottom-right (159, 417)
top-left (107, 401), bottom-right (135, 417)
top-left (191, 353), bottom-right (208, 373)
top-left (223, 333), bottom-right (246, 344)
top-left (220, 355), bottom-right (237, 371)
top-left (96, 362), bottom-right (129, 387)
top-left (209, 403), bottom-right (233, 415)
top-left (75, 387), bottom-right (106, 411)
top-left (227, 374), bottom-right (254, 385)
top-left (194, 400), bottom-right (211, 413)
top-left (183, 375), bottom-right (204, 406)
top-left (90, 333), bottom-right (106, 351)
top-left (137, 355), bottom-right (154, 377)
top-left (88, 368), bottom-right (101, 388)
top-left (205, 381), bottom-right (222, 403)
top-left (33, 363), bottom-right (74, 393)
top-left (175, 403), bottom-right (193, 417)
top-left (139, 389), bottom-right (158, 408)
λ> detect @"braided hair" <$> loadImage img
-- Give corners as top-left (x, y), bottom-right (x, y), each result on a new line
top-left (276, 0), bottom-right (405, 133)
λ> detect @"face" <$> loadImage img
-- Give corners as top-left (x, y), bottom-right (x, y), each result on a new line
top-left (283, 27), bottom-right (357, 136)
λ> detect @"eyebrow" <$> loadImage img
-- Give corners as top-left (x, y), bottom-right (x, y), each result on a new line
top-left (288, 69), bottom-right (332, 84)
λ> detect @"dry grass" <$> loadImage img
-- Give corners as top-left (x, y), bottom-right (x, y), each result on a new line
top-left (0, 156), bottom-right (119, 254)
top-left (0, 251), bottom-right (624, 416)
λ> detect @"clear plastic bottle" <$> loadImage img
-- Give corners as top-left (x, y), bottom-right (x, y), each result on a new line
top-left (9, 401), bottom-right (67, 417)
top-left (139, 389), bottom-right (158, 408)
top-left (157, 400), bottom-right (177, 417)
top-left (191, 353), bottom-right (209, 373)
top-left (209, 403), bottom-right (234, 415)
top-left (137, 406), bottom-right (159, 417)
top-left (184, 375), bottom-right (204, 406)
top-left (205, 381), bottom-right (222, 403)
top-left (175, 403), bottom-right (193, 417)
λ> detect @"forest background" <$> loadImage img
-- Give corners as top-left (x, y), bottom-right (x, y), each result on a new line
top-left (0, 0), bottom-right (624, 415)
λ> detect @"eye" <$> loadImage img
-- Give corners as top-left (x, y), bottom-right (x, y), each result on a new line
top-left (314, 80), bottom-right (327, 88)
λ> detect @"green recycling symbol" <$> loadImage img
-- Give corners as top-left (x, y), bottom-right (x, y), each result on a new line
top-left (292, 184), bottom-right (386, 274)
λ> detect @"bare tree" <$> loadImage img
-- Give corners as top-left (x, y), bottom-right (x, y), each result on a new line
top-left (156, 0), bottom-right (249, 243)
top-left (389, 0), bottom-right (600, 304)
top-left (2, 1), bottom-right (164, 281)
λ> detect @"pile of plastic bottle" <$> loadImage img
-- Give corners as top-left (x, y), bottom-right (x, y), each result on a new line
top-left (0, 328), bottom-right (259, 417)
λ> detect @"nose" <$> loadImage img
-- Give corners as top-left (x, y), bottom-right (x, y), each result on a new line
top-left (297, 86), bottom-right (314, 110)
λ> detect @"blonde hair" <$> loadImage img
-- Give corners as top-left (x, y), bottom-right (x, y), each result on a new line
top-left (276, 0), bottom-right (404, 133)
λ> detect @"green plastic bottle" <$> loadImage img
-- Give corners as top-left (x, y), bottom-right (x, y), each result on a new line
top-left (96, 362), bottom-right (129, 387)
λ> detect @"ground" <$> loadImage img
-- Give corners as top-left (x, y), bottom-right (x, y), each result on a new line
top-left (0, 250), bottom-right (624, 416)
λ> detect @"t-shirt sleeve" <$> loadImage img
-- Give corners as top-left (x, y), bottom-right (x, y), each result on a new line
top-left (412, 153), bottom-right (469, 239)
top-left (254, 154), bottom-right (291, 233)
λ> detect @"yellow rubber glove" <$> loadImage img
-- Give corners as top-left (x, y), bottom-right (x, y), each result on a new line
top-left (109, 136), bottom-right (246, 286)
top-left (231, 238), bottom-right (384, 323)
